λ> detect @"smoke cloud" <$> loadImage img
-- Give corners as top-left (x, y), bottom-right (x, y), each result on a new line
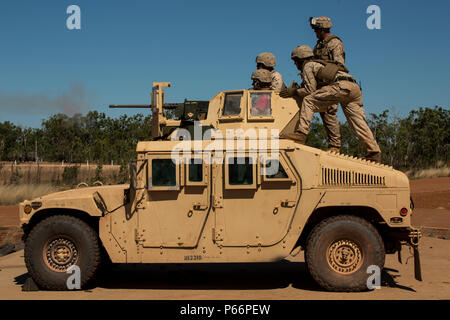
top-left (0, 83), bottom-right (96, 116)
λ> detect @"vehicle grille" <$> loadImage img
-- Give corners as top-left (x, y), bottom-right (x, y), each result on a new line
top-left (321, 167), bottom-right (386, 186)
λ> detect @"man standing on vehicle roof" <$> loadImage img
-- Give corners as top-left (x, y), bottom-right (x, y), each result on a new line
top-left (310, 16), bottom-right (346, 153)
top-left (280, 45), bottom-right (382, 163)
top-left (311, 16), bottom-right (345, 65)
top-left (255, 52), bottom-right (286, 92)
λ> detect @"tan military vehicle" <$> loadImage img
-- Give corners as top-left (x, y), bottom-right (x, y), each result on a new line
top-left (19, 82), bottom-right (422, 292)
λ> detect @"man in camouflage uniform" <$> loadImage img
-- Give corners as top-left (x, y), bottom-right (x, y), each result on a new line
top-left (250, 69), bottom-right (272, 115)
top-left (280, 45), bottom-right (382, 163)
top-left (310, 16), bottom-right (345, 65)
top-left (309, 16), bottom-right (346, 153)
top-left (255, 52), bottom-right (286, 92)
top-left (251, 69), bottom-right (272, 90)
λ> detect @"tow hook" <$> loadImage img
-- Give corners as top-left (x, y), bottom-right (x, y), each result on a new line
top-left (408, 228), bottom-right (422, 281)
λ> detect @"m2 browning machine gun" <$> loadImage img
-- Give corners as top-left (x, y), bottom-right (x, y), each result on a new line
top-left (109, 82), bottom-right (209, 139)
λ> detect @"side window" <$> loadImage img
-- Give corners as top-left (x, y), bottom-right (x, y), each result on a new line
top-left (228, 157), bottom-right (253, 185)
top-left (151, 159), bottom-right (176, 187)
top-left (264, 159), bottom-right (288, 179)
top-left (188, 159), bottom-right (203, 182)
top-left (224, 154), bottom-right (257, 189)
top-left (222, 92), bottom-right (243, 116)
top-left (185, 157), bottom-right (207, 186)
top-left (261, 156), bottom-right (292, 182)
top-left (250, 92), bottom-right (271, 116)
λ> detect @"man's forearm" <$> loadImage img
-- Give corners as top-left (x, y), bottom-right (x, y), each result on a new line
top-left (296, 88), bottom-right (310, 99)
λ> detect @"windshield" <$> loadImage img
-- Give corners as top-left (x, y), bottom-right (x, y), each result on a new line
top-left (250, 92), bottom-right (271, 116)
top-left (222, 92), bottom-right (243, 116)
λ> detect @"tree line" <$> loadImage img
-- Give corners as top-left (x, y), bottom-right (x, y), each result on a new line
top-left (0, 106), bottom-right (448, 170)
top-left (0, 111), bottom-right (152, 167)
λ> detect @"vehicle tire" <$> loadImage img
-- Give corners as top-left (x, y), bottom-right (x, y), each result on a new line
top-left (305, 215), bottom-right (385, 292)
top-left (24, 215), bottom-right (101, 290)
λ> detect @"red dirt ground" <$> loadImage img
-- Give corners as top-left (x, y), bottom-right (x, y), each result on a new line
top-left (409, 177), bottom-right (450, 229)
top-left (0, 206), bottom-right (19, 227)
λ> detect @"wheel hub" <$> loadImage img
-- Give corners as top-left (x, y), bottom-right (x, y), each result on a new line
top-left (44, 238), bottom-right (78, 272)
top-left (327, 239), bottom-right (362, 274)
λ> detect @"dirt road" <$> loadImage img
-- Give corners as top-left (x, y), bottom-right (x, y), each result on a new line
top-left (0, 177), bottom-right (449, 299)
top-left (0, 236), bottom-right (449, 300)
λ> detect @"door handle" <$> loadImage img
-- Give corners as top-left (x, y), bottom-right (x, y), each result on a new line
top-left (281, 200), bottom-right (296, 207)
top-left (193, 203), bottom-right (208, 210)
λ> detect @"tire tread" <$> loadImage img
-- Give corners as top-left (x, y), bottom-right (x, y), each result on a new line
top-left (24, 215), bottom-right (101, 290)
top-left (305, 215), bottom-right (385, 292)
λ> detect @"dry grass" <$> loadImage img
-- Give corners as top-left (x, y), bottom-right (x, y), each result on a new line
top-left (406, 166), bottom-right (450, 180)
top-left (0, 184), bottom-right (63, 206)
top-left (0, 162), bottom-right (122, 185)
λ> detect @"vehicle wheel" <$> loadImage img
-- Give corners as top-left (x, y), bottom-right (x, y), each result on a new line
top-left (24, 215), bottom-right (101, 290)
top-left (305, 215), bottom-right (385, 292)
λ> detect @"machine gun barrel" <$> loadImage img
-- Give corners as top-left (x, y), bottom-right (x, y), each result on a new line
top-left (109, 103), bottom-right (184, 109)
top-left (109, 105), bottom-right (149, 108)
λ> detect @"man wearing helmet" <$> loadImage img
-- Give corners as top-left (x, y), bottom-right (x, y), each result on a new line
top-left (250, 69), bottom-right (272, 116)
top-left (280, 45), bottom-right (382, 163)
top-left (310, 16), bottom-right (345, 65)
top-left (309, 16), bottom-right (346, 153)
top-left (255, 52), bottom-right (286, 92)
top-left (251, 69), bottom-right (272, 90)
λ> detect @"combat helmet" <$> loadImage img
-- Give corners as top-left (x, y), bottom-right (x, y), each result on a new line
top-left (251, 69), bottom-right (272, 83)
top-left (291, 45), bottom-right (314, 60)
top-left (309, 16), bottom-right (332, 29)
top-left (256, 52), bottom-right (277, 68)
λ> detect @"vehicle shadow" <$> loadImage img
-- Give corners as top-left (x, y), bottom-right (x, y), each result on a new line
top-left (13, 263), bottom-right (415, 293)
top-left (14, 272), bottom-right (28, 286)
top-left (96, 260), bottom-right (325, 291)
top-left (381, 268), bottom-right (416, 292)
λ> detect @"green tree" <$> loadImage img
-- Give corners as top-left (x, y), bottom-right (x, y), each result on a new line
top-left (306, 115), bottom-right (328, 149)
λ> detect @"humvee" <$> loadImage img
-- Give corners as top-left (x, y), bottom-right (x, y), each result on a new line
top-left (19, 82), bottom-right (422, 291)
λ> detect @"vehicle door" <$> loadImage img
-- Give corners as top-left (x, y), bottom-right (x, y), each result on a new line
top-left (213, 151), bottom-right (300, 247)
top-left (139, 152), bottom-right (211, 248)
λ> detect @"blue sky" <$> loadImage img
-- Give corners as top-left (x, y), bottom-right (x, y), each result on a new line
top-left (0, 0), bottom-right (449, 128)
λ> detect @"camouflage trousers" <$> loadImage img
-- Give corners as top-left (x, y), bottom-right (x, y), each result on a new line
top-left (297, 81), bottom-right (381, 154)
top-left (319, 105), bottom-right (341, 148)
top-left (295, 99), bottom-right (341, 148)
